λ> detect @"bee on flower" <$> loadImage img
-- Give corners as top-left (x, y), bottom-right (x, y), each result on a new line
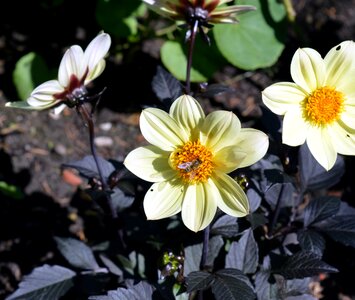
top-left (124, 95), bottom-right (269, 232)
top-left (6, 32), bottom-right (111, 114)
top-left (262, 40), bottom-right (355, 171)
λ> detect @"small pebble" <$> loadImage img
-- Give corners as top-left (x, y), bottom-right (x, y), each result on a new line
top-left (94, 136), bottom-right (113, 147)
top-left (99, 122), bottom-right (112, 131)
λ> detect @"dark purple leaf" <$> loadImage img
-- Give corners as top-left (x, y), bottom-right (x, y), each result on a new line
top-left (6, 265), bottom-right (75, 300)
top-left (297, 230), bottom-right (325, 257)
top-left (226, 229), bottom-right (258, 274)
top-left (212, 269), bottom-right (255, 300)
top-left (62, 155), bottom-right (115, 181)
top-left (299, 143), bottom-right (345, 191)
top-left (274, 251), bottom-right (338, 279)
top-left (303, 196), bottom-right (340, 227)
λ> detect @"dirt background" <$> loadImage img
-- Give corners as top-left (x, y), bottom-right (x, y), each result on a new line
top-left (1, 0), bottom-right (355, 299)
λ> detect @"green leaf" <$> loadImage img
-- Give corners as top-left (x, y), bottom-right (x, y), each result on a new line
top-left (225, 229), bottom-right (258, 274)
top-left (54, 237), bottom-right (100, 271)
top-left (212, 269), bottom-right (255, 300)
top-left (161, 37), bottom-right (225, 82)
top-left (13, 52), bottom-right (53, 100)
top-left (273, 251), bottom-right (338, 279)
top-left (96, 0), bottom-right (142, 38)
top-left (213, 0), bottom-right (286, 70)
top-left (6, 265), bottom-right (75, 300)
top-left (0, 181), bottom-right (24, 199)
top-left (161, 41), bottom-right (206, 82)
top-left (303, 196), bottom-right (340, 227)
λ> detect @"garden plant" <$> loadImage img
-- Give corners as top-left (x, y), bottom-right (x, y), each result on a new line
top-left (1, 0), bottom-right (355, 299)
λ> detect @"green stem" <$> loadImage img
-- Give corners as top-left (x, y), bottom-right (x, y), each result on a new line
top-left (282, 0), bottom-right (296, 22)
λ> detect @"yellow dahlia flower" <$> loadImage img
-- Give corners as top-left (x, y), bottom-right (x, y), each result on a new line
top-left (6, 32), bottom-right (111, 114)
top-left (124, 95), bottom-right (269, 232)
top-left (262, 41), bottom-right (355, 171)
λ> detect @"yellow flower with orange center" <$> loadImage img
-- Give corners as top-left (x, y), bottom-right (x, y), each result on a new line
top-left (262, 41), bottom-right (355, 171)
top-left (124, 95), bottom-right (269, 232)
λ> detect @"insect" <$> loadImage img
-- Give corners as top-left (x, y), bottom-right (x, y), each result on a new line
top-left (178, 159), bottom-right (201, 180)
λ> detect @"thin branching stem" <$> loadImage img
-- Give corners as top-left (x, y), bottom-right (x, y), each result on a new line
top-left (198, 225), bottom-right (210, 300)
top-left (200, 224), bottom-right (210, 270)
top-left (185, 20), bottom-right (199, 95)
top-left (268, 184), bottom-right (285, 238)
top-left (77, 103), bottom-right (117, 219)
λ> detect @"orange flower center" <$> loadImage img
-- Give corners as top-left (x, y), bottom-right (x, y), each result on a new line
top-left (303, 86), bottom-right (344, 126)
top-left (170, 140), bottom-right (213, 184)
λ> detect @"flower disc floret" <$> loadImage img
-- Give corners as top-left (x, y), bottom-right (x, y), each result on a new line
top-left (170, 140), bottom-right (213, 183)
top-left (303, 86), bottom-right (344, 126)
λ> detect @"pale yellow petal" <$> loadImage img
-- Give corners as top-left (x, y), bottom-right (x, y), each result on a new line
top-left (143, 180), bottom-right (183, 220)
top-left (341, 105), bottom-right (355, 132)
top-left (235, 129), bottom-right (269, 168)
top-left (290, 48), bottom-right (326, 93)
top-left (5, 101), bottom-right (53, 110)
top-left (52, 104), bottom-right (67, 115)
top-left (216, 0), bottom-right (234, 4)
top-left (143, 0), bottom-right (178, 18)
top-left (24, 80), bottom-right (63, 108)
top-left (324, 40), bottom-right (355, 88)
top-left (262, 82), bottom-right (306, 115)
top-left (328, 122), bottom-right (355, 155)
top-left (213, 146), bottom-right (247, 173)
top-left (169, 95), bottom-right (205, 140)
top-left (181, 181), bottom-right (218, 232)
top-left (140, 108), bottom-right (188, 151)
top-left (200, 111), bottom-right (241, 153)
top-left (30, 80), bottom-right (64, 101)
top-left (341, 104), bottom-right (355, 130)
top-left (306, 126), bottom-right (337, 171)
top-left (84, 32), bottom-right (111, 82)
top-left (282, 109), bottom-right (308, 146)
top-left (58, 45), bottom-right (84, 87)
top-left (211, 172), bottom-right (249, 217)
top-left (124, 145), bottom-right (175, 182)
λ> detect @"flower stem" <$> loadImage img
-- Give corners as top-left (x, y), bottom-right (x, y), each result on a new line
top-left (200, 225), bottom-right (210, 270)
top-left (77, 103), bottom-right (117, 219)
top-left (185, 20), bottom-right (199, 95)
top-left (268, 184), bottom-right (285, 238)
top-left (198, 225), bottom-right (210, 300)
top-left (282, 0), bottom-right (296, 22)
